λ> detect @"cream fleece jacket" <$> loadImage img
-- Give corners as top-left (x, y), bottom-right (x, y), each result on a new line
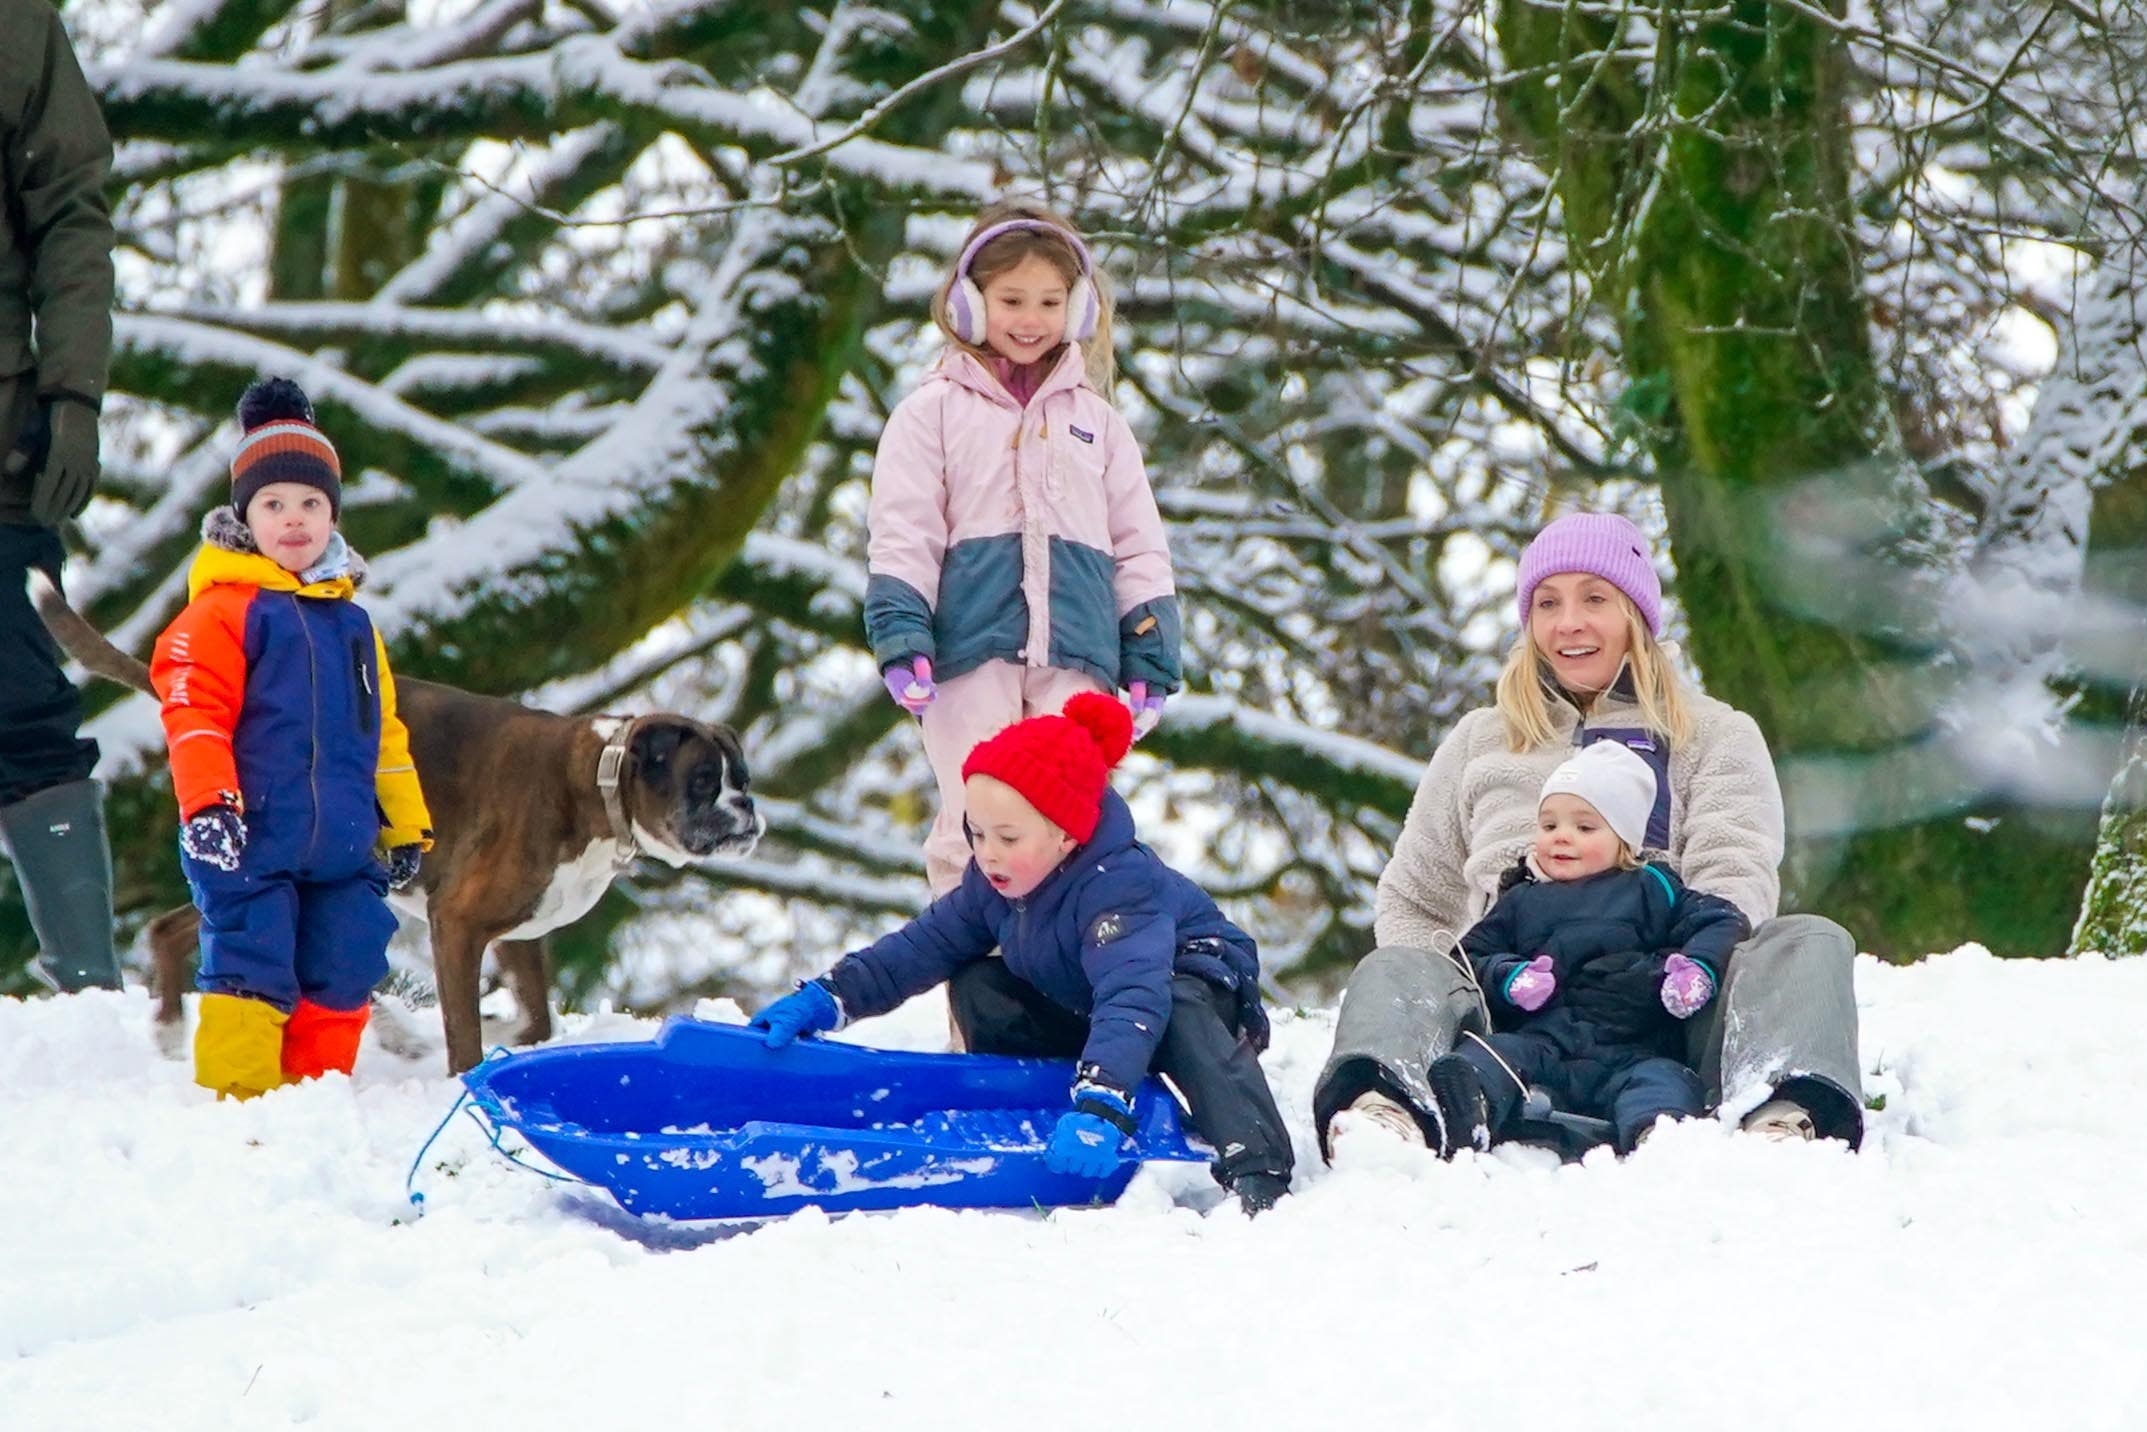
top-left (1373, 688), bottom-right (1785, 953)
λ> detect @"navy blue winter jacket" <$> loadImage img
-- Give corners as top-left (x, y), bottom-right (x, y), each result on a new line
top-left (822, 791), bottom-right (1262, 1091)
top-left (1462, 859), bottom-right (1748, 1059)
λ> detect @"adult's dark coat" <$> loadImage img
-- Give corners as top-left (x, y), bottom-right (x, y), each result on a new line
top-left (1, 0), bottom-right (115, 521)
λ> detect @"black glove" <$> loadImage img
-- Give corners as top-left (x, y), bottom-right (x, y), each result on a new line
top-left (1236, 984), bottom-right (1271, 1053)
top-left (384, 843), bottom-right (424, 891)
top-left (24, 398), bottom-right (101, 525)
top-left (1561, 948), bottom-right (1668, 1040)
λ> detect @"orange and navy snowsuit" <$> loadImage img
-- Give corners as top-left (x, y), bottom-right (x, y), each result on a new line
top-left (150, 523), bottom-right (431, 1097)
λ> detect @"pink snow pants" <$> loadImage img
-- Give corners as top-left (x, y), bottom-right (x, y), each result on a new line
top-left (918, 660), bottom-right (1109, 894)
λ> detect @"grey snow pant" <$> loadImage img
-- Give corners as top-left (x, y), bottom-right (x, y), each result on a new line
top-left (1311, 913), bottom-right (1864, 1157)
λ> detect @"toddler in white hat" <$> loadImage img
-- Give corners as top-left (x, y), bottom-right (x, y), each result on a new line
top-left (1533, 740), bottom-right (1657, 881)
top-left (1394, 738), bottom-right (1750, 1159)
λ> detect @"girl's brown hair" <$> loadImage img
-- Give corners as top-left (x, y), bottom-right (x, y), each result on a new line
top-left (930, 199), bottom-right (1117, 394)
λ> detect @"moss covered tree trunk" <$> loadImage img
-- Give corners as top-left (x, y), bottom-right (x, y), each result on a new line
top-left (2072, 678), bottom-right (2147, 956)
top-left (1495, 0), bottom-right (2098, 956)
top-left (2070, 454), bottom-right (2147, 952)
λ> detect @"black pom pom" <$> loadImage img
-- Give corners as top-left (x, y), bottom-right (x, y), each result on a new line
top-left (236, 377), bottom-right (314, 432)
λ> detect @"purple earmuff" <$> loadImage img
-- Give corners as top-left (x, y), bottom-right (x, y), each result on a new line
top-left (944, 218), bottom-right (1099, 346)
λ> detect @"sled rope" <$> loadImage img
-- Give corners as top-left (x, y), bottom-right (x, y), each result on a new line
top-left (1459, 1028), bottom-right (1530, 1099)
top-left (403, 1087), bottom-right (470, 1212)
top-left (404, 1047), bottom-right (585, 1214)
top-left (1430, 927), bottom-right (1549, 1102)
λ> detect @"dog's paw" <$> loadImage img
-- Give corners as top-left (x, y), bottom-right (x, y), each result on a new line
top-left (368, 986), bottom-right (441, 1061)
top-left (151, 1013), bottom-right (188, 1062)
top-left (375, 967), bottom-right (438, 1010)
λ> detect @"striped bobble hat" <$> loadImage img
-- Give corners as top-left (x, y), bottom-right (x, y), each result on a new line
top-left (230, 378), bottom-right (341, 518)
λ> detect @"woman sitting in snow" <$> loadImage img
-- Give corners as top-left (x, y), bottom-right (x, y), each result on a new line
top-left (1426, 741), bottom-right (1747, 1157)
top-left (750, 693), bottom-right (1293, 1215)
top-left (1312, 511), bottom-right (1863, 1155)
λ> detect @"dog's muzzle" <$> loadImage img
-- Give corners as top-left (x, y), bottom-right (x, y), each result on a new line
top-left (683, 793), bottom-right (763, 858)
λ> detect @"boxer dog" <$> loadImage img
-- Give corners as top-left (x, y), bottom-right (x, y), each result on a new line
top-left (32, 574), bottom-right (763, 1074)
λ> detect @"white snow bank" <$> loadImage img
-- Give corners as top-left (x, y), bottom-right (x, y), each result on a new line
top-left (3, 949), bottom-right (2144, 1430)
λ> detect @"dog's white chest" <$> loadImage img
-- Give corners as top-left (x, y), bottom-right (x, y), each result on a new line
top-left (498, 838), bottom-right (632, 940)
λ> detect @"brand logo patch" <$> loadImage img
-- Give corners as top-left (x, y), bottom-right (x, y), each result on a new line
top-left (1069, 425), bottom-right (1095, 444)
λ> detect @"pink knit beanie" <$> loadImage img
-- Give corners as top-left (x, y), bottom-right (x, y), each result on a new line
top-left (1516, 512), bottom-right (1662, 635)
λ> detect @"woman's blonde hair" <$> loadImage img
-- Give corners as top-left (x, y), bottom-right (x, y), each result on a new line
top-left (1496, 593), bottom-right (1694, 752)
top-left (930, 199), bottom-right (1117, 395)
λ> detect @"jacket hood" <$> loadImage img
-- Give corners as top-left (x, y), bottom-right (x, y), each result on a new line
top-left (187, 506), bottom-right (365, 601)
top-left (1020, 788), bottom-right (1139, 913)
top-left (935, 343), bottom-right (1089, 410)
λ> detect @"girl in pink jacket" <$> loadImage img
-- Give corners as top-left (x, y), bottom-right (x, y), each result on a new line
top-left (866, 201), bottom-right (1181, 893)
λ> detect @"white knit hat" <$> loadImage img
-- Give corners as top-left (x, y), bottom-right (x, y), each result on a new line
top-left (1539, 741), bottom-right (1656, 854)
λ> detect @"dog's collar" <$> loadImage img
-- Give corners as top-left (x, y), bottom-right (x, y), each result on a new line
top-left (593, 717), bottom-right (640, 868)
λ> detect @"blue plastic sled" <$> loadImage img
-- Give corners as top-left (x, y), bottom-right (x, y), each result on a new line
top-left (460, 1017), bottom-right (1210, 1221)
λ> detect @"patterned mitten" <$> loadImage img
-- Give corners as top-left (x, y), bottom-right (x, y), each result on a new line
top-left (1504, 954), bottom-right (1556, 1013)
top-left (1659, 954), bottom-right (1716, 1020)
top-left (180, 803), bottom-right (246, 872)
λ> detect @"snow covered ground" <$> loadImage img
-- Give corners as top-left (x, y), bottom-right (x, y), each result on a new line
top-left (5, 948), bottom-right (2145, 1431)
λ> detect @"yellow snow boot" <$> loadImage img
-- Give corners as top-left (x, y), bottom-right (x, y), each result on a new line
top-left (195, 993), bottom-right (289, 1100)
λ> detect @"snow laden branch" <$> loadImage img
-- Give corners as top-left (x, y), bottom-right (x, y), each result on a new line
top-left (94, 41), bottom-right (994, 202)
top-left (354, 204), bottom-right (870, 689)
top-left (765, 0), bottom-right (1072, 165)
top-left (66, 0), bottom-right (2147, 996)
top-left (614, 535), bottom-right (1427, 817)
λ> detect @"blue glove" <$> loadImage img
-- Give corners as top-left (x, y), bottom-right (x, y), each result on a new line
top-left (180, 803), bottom-right (246, 872)
top-left (1045, 1079), bottom-right (1136, 1179)
top-left (750, 980), bottom-right (841, 1048)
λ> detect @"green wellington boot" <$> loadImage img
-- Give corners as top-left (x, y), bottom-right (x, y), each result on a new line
top-left (0, 778), bottom-right (122, 991)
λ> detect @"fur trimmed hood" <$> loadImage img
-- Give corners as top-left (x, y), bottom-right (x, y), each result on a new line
top-left (201, 505), bottom-right (367, 588)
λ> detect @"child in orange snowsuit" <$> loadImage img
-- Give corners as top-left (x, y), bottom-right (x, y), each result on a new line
top-left (150, 378), bottom-right (432, 1099)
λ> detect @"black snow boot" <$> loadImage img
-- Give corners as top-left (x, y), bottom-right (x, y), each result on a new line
top-left (1232, 1170), bottom-right (1290, 1217)
top-left (1425, 1054), bottom-right (1492, 1160)
top-left (0, 778), bottom-right (121, 991)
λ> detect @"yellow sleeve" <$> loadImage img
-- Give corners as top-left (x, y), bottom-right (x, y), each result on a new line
top-left (372, 629), bottom-right (434, 850)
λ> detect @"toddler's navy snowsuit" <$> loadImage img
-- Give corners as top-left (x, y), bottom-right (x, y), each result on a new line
top-left (1458, 859), bottom-right (1748, 1151)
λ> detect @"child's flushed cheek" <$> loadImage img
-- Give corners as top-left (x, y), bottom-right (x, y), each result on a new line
top-left (983, 839), bottom-right (1067, 898)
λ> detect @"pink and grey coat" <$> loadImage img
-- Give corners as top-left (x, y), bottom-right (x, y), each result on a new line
top-left (864, 345), bottom-right (1181, 694)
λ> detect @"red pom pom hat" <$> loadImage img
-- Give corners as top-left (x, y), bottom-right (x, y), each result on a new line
top-left (960, 692), bottom-right (1134, 843)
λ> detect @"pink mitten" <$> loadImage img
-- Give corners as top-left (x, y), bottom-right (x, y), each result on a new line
top-left (1660, 953), bottom-right (1715, 1019)
top-left (1505, 954), bottom-right (1556, 1012)
top-left (882, 655), bottom-right (936, 715)
top-left (1126, 680), bottom-right (1166, 739)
